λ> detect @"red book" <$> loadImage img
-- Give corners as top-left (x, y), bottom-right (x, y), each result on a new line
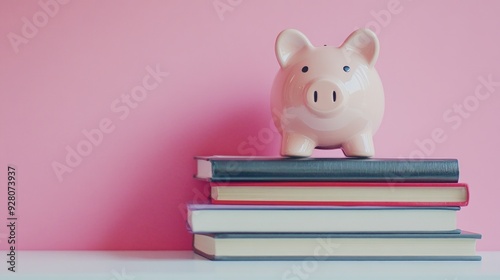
top-left (209, 182), bottom-right (469, 207)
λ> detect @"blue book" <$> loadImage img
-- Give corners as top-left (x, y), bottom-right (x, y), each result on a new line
top-left (193, 231), bottom-right (481, 261)
top-left (195, 156), bottom-right (459, 182)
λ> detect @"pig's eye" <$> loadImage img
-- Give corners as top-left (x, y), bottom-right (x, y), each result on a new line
top-left (301, 66), bottom-right (309, 73)
top-left (343, 65), bottom-right (350, 72)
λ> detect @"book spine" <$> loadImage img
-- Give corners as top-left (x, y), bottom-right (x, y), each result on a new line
top-left (202, 255), bottom-right (482, 261)
top-left (210, 199), bottom-right (469, 207)
top-left (210, 159), bottom-right (459, 182)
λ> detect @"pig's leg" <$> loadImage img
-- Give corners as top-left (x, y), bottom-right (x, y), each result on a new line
top-left (281, 133), bottom-right (316, 157)
top-left (342, 133), bottom-right (374, 157)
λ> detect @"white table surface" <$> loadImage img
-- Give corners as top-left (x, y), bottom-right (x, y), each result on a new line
top-left (0, 251), bottom-right (498, 280)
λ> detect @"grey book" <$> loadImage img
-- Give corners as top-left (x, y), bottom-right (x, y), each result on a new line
top-left (193, 231), bottom-right (481, 261)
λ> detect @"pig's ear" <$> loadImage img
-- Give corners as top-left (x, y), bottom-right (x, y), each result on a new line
top-left (341, 28), bottom-right (379, 67)
top-left (275, 29), bottom-right (313, 68)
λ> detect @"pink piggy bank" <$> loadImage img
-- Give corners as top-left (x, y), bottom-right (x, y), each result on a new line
top-left (271, 28), bottom-right (385, 157)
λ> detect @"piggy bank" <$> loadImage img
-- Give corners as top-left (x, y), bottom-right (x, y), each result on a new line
top-left (270, 28), bottom-right (385, 157)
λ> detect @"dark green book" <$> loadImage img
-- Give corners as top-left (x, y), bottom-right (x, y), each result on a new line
top-left (195, 156), bottom-right (459, 182)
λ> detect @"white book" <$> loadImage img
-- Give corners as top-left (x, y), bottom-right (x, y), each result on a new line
top-left (187, 204), bottom-right (458, 233)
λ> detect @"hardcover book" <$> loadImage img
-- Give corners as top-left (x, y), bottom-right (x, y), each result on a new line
top-left (195, 156), bottom-right (459, 182)
top-left (210, 182), bottom-right (469, 206)
top-left (193, 231), bottom-right (482, 261)
top-left (187, 204), bottom-right (459, 233)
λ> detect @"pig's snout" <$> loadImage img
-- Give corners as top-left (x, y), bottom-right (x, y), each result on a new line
top-left (306, 79), bottom-right (344, 114)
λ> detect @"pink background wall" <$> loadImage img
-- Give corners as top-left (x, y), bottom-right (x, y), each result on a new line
top-left (1, 0), bottom-right (499, 251)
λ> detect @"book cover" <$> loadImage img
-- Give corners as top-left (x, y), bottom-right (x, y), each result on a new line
top-left (187, 204), bottom-right (459, 233)
top-left (195, 156), bottom-right (459, 183)
top-left (210, 182), bottom-right (469, 206)
top-left (193, 231), bottom-right (482, 261)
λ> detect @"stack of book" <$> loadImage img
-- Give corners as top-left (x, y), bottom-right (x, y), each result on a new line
top-left (188, 156), bottom-right (481, 261)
